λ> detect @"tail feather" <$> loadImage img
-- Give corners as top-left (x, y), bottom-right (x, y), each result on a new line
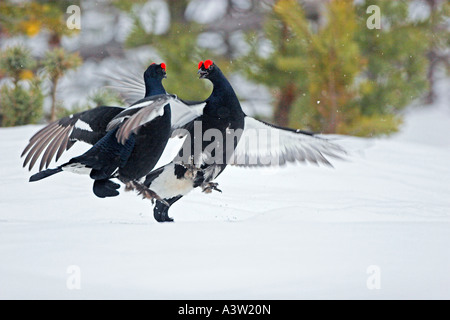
top-left (29, 167), bottom-right (63, 182)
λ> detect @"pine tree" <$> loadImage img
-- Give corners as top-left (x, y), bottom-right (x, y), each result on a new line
top-left (42, 48), bottom-right (82, 122)
top-left (234, 4), bottom-right (308, 126)
top-left (238, 0), bottom-right (434, 137)
top-left (0, 1), bottom-right (83, 124)
top-left (0, 46), bottom-right (43, 127)
top-left (282, 0), bottom-right (363, 134)
top-left (351, 0), bottom-right (429, 136)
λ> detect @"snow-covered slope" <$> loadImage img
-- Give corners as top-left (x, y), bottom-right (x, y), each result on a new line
top-left (1, 104), bottom-right (449, 299)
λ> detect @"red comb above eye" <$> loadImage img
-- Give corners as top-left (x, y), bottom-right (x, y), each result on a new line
top-left (198, 61), bottom-right (204, 69)
top-left (150, 62), bottom-right (156, 65)
top-left (161, 63), bottom-right (166, 70)
top-left (204, 59), bottom-right (213, 69)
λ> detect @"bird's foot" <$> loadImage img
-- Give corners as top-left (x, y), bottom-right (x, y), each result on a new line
top-left (124, 183), bottom-right (134, 192)
top-left (126, 180), bottom-right (169, 206)
top-left (182, 163), bottom-right (202, 179)
top-left (181, 156), bottom-right (204, 180)
top-left (202, 182), bottom-right (222, 194)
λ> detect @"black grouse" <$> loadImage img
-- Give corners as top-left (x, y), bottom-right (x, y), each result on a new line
top-left (23, 63), bottom-right (184, 199)
top-left (113, 60), bottom-right (346, 222)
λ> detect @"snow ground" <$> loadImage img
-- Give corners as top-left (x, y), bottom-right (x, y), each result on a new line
top-left (0, 100), bottom-right (449, 299)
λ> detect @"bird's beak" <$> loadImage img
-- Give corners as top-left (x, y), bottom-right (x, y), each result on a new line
top-left (163, 70), bottom-right (167, 78)
top-left (198, 69), bottom-right (208, 79)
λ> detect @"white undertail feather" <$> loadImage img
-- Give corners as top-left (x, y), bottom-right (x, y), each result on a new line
top-left (62, 163), bottom-right (91, 175)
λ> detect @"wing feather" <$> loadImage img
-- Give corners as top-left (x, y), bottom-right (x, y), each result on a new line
top-left (101, 68), bottom-right (146, 104)
top-left (27, 126), bottom-right (66, 171)
top-left (41, 126), bottom-right (72, 171)
top-left (231, 117), bottom-right (346, 167)
top-left (23, 124), bottom-right (63, 169)
top-left (109, 94), bottom-right (205, 145)
top-left (21, 106), bottom-right (124, 171)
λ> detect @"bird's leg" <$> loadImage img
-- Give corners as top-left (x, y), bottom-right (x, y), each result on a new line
top-left (119, 176), bottom-right (135, 192)
top-left (201, 182), bottom-right (222, 194)
top-left (125, 180), bottom-right (169, 206)
top-left (179, 158), bottom-right (221, 193)
top-left (182, 156), bottom-right (202, 179)
top-left (124, 183), bottom-right (134, 192)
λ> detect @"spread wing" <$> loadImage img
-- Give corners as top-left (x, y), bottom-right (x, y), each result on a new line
top-left (108, 94), bottom-right (205, 144)
top-left (170, 98), bottom-right (205, 132)
top-left (102, 66), bottom-right (146, 104)
top-left (230, 116), bottom-right (346, 167)
top-left (21, 106), bottom-right (124, 171)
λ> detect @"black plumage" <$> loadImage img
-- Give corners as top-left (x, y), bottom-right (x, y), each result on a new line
top-left (145, 61), bottom-right (245, 221)
top-left (26, 63), bottom-right (175, 198)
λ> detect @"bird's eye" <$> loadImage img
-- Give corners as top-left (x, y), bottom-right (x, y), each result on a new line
top-left (160, 62), bottom-right (166, 71)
